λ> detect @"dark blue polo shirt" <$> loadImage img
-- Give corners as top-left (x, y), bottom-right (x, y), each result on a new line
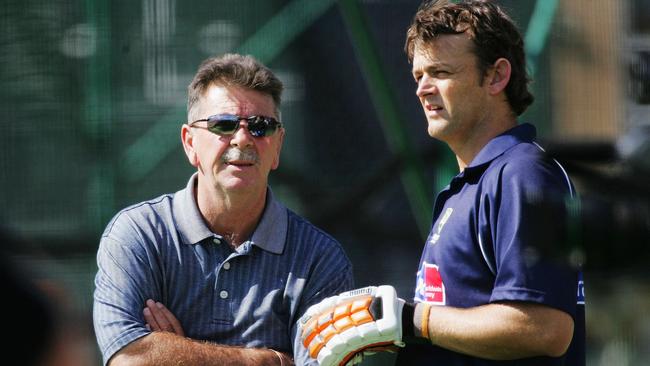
top-left (399, 123), bottom-right (585, 365)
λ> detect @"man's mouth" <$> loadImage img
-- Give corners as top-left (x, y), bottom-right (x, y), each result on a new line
top-left (225, 160), bottom-right (255, 167)
top-left (426, 104), bottom-right (443, 112)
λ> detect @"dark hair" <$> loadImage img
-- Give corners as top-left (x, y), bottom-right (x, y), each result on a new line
top-left (187, 53), bottom-right (283, 118)
top-left (405, 0), bottom-right (534, 115)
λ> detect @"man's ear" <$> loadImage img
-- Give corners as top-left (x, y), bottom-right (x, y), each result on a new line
top-left (486, 57), bottom-right (511, 95)
top-left (181, 125), bottom-right (199, 167)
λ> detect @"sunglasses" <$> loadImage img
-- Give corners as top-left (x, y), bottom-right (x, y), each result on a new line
top-left (188, 114), bottom-right (282, 138)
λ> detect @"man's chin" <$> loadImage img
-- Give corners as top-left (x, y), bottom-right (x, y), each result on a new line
top-left (218, 176), bottom-right (266, 193)
top-left (427, 121), bottom-right (449, 139)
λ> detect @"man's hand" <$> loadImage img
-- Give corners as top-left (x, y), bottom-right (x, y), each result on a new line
top-left (298, 286), bottom-right (406, 366)
top-left (143, 299), bottom-right (185, 337)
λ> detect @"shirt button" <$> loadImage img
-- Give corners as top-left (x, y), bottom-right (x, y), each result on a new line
top-left (219, 290), bottom-right (229, 299)
top-left (213, 238), bottom-right (221, 245)
top-left (223, 262), bottom-right (231, 270)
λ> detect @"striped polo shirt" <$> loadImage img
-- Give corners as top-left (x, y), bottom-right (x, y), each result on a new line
top-left (93, 174), bottom-right (354, 365)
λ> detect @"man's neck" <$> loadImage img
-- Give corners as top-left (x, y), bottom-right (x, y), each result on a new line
top-left (195, 182), bottom-right (267, 248)
top-left (452, 113), bottom-right (517, 172)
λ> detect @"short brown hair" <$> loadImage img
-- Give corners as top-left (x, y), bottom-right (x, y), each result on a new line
top-left (187, 54), bottom-right (283, 119)
top-left (405, 0), bottom-right (534, 116)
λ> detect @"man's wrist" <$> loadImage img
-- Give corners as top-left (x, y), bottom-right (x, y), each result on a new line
top-left (412, 302), bottom-right (432, 339)
top-left (269, 349), bottom-right (294, 366)
top-left (270, 349), bottom-right (284, 366)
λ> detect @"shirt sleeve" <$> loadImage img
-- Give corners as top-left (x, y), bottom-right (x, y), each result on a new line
top-left (486, 157), bottom-right (578, 317)
top-left (291, 242), bottom-right (355, 366)
top-left (93, 212), bottom-right (163, 365)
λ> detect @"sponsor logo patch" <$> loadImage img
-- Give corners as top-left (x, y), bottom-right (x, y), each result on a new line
top-left (416, 262), bottom-right (446, 305)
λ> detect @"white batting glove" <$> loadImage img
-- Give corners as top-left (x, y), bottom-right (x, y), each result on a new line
top-left (298, 286), bottom-right (406, 366)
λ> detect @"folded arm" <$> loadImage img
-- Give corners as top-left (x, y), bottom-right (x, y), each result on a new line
top-left (108, 300), bottom-right (292, 366)
top-left (109, 331), bottom-right (286, 366)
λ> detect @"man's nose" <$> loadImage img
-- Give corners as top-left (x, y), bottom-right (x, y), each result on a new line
top-left (416, 75), bottom-right (437, 97)
top-left (229, 122), bottom-right (254, 148)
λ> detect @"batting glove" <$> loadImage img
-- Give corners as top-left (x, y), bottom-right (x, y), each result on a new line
top-left (298, 286), bottom-right (412, 366)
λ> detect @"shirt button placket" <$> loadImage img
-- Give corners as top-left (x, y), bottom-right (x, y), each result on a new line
top-left (212, 236), bottom-right (229, 303)
top-left (219, 257), bottom-right (231, 300)
top-left (219, 261), bottom-right (231, 299)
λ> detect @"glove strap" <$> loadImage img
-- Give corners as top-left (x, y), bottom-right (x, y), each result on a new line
top-left (401, 302), bottom-right (415, 337)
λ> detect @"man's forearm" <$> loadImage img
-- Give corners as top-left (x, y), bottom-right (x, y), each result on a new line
top-left (413, 302), bottom-right (574, 360)
top-left (109, 332), bottom-right (289, 366)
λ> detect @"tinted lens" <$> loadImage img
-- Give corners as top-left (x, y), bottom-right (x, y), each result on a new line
top-left (206, 115), bottom-right (239, 135)
top-left (198, 114), bottom-right (280, 137)
top-left (247, 116), bottom-right (276, 137)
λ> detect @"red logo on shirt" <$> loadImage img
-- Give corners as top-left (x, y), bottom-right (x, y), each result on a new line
top-left (423, 263), bottom-right (445, 304)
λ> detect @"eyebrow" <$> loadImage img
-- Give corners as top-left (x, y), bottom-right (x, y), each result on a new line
top-left (412, 62), bottom-right (450, 76)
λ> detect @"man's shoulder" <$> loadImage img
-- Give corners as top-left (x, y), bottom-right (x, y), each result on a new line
top-left (102, 193), bottom-right (176, 238)
top-left (488, 141), bottom-right (562, 178)
top-left (285, 209), bottom-right (336, 241)
top-left (284, 209), bottom-right (348, 254)
top-left (483, 141), bottom-right (574, 197)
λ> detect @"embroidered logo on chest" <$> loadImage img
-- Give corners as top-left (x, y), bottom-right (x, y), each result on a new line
top-left (429, 207), bottom-right (454, 245)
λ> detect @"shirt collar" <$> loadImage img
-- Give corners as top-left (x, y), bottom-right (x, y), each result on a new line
top-left (248, 189), bottom-right (287, 254)
top-left (173, 173), bottom-right (213, 245)
top-left (173, 173), bottom-right (288, 254)
top-left (467, 123), bottom-right (537, 170)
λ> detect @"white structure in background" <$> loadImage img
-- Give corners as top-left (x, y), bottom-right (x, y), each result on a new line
top-left (60, 23), bottom-right (97, 58)
top-left (198, 20), bottom-right (241, 56)
top-left (143, 0), bottom-right (178, 105)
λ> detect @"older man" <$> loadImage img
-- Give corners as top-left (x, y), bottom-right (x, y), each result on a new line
top-left (93, 54), bottom-right (353, 366)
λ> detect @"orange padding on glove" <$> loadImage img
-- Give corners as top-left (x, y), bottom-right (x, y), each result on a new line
top-left (301, 295), bottom-right (375, 358)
